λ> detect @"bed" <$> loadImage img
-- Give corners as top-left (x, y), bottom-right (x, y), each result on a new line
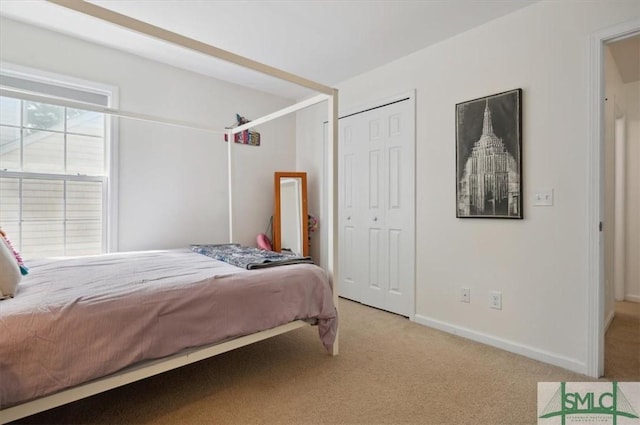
top-left (0, 1), bottom-right (340, 423)
top-left (0, 249), bottom-right (337, 412)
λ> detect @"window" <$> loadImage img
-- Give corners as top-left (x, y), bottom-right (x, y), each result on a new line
top-left (0, 66), bottom-right (115, 258)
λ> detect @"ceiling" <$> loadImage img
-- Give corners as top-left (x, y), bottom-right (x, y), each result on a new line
top-left (0, 0), bottom-right (539, 99)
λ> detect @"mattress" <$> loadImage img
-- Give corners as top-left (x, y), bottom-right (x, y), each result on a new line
top-left (0, 249), bottom-right (337, 408)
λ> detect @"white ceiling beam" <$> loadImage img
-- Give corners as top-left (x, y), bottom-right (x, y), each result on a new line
top-left (46, 0), bottom-right (334, 96)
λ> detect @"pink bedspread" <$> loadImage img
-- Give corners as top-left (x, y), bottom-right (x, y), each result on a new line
top-left (0, 249), bottom-right (337, 408)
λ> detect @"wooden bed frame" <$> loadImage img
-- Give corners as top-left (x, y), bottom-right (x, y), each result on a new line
top-left (0, 1), bottom-right (339, 423)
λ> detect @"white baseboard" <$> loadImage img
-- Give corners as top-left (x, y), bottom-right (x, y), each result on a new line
top-left (604, 309), bottom-right (615, 333)
top-left (413, 314), bottom-right (586, 375)
top-left (625, 294), bottom-right (640, 303)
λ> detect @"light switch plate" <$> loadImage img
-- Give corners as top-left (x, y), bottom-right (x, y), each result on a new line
top-left (534, 189), bottom-right (554, 206)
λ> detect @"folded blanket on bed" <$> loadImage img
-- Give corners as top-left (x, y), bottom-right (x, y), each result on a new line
top-left (191, 244), bottom-right (314, 269)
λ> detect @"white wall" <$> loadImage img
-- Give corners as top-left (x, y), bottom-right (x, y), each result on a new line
top-left (296, 104), bottom-right (327, 267)
top-left (0, 17), bottom-right (296, 252)
top-left (297, 1), bottom-right (640, 374)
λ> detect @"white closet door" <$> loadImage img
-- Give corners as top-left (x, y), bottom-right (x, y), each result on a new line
top-left (338, 118), bottom-right (363, 301)
top-left (338, 95), bottom-right (415, 317)
top-left (383, 101), bottom-right (415, 315)
top-left (361, 109), bottom-right (386, 309)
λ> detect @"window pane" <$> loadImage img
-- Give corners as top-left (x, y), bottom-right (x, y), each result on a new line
top-left (67, 181), bottom-right (102, 220)
top-left (67, 109), bottom-right (103, 137)
top-left (23, 130), bottom-right (64, 173)
top-left (67, 135), bottom-right (104, 175)
top-left (22, 179), bottom-right (64, 220)
top-left (66, 220), bottom-right (102, 255)
top-left (0, 177), bottom-right (20, 221)
top-left (0, 126), bottom-right (21, 171)
top-left (21, 220), bottom-right (64, 258)
top-left (1, 75), bottom-right (110, 258)
top-left (0, 97), bottom-right (21, 126)
top-left (23, 101), bottom-right (64, 132)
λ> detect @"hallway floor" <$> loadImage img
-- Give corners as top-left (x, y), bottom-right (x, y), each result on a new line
top-left (605, 300), bottom-right (640, 380)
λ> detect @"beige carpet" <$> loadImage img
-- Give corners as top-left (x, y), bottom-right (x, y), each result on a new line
top-left (605, 300), bottom-right (640, 381)
top-left (12, 298), bottom-right (638, 425)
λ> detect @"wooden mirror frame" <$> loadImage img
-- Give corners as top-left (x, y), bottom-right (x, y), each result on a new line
top-left (273, 171), bottom-right (309, 257)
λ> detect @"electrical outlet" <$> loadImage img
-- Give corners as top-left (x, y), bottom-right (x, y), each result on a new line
top-left (461, 287), bottom-right (470, 303)
top-left (490, 291), bottom-right (502, 310)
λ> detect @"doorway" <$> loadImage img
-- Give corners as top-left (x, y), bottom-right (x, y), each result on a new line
top-left (603, 33), bottom-right (640, 380)
top-left (588, 20), bottom-right (640, 378)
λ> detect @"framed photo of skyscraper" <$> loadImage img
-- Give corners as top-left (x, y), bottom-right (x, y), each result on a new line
top-left (455, 88), bottom-right (523, 219)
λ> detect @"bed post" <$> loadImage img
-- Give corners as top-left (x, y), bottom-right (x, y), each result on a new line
top-left (227, 128), bottom-right (235, 243)
top-left (327, 89), bottom-right (339, 356)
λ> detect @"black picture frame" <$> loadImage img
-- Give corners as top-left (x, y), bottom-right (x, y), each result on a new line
top-left (456, 88), bottom-right (523, 219)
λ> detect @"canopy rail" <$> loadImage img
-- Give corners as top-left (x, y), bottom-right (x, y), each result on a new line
top-left (231, 94), bottom-right (330, 134)
top-left (0, 86), bottom-right (224, 134)
top-left (46, 0), bottom-right (334, 96)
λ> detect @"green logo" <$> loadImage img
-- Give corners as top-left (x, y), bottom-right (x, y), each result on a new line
top-left (538, 382), bottom-right (639, 425)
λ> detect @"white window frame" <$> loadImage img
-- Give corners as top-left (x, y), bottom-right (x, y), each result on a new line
top-left (0, 62), bottom-right (119, 253)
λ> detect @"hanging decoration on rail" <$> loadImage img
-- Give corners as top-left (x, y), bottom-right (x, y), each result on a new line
top-left (224, 114), bottom-right (261, 146)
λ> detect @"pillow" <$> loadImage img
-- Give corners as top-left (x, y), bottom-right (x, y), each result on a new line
top-left (0, 236), bottom-right (21, 299)
top-left (256, 233), bottom-right (272, 251)
top-left (0, 228), bottom-right (28, 275)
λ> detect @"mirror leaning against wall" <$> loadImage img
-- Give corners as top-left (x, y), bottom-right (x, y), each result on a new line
top-left (273, 171), bottom-right (308, 257)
